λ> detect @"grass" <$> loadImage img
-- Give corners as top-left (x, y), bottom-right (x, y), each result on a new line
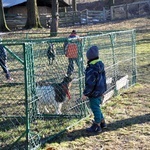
top-left (42, 86), bottom-right (150, 150)
top-left (0, 17), bottom-right (150, 150)
top-left (40, 17), bottom-right (150, 150)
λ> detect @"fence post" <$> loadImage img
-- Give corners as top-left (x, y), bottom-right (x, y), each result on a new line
top-left (131, 30), bottom-right (137, 85)
top-left (110, 33), bottom-right (118, 95)
top-left (24, 43), bottom-right (30, 150)
top-left (86, 9), bottom-right (88, 25)
top-left (126, 4), bottom-right (128, 19)
top-left (73, 11), bottom-right (75, 26)
top-left (103, 7), bottom-right (106, 21)
top-left (110, 6), bottom-right (114, 20)
top-left (79, 12), bottom-right (82, 25)
top-left (24, 43), bottom-right (40, 149)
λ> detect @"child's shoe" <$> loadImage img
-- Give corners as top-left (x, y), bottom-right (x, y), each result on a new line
top-left (101, 120), bottom-right (107, 129)
top-left (86, 122), bottom-right (102, 133)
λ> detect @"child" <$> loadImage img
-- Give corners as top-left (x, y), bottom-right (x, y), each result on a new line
top-left (64, 30), bottom-right (79, 77)
top-left (0, 44), bottom-right (13, 81)
top-left (82, 45), bottom-right (107, 133)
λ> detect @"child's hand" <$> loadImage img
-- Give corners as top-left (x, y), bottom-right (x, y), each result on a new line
top-left (101, 94), bottom-right (104, 100)
top-left (82, 95), bottom-right (87, 101)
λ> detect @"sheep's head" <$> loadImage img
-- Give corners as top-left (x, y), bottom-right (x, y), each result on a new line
top-left (62, 76), bottom-right (72, 88)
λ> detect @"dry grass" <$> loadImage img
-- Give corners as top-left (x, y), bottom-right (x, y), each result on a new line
top-left (42, 85), bottom-right (150, 150)
top-left (39, 17), bottom-right (150, 150)
top-left (1, 17), bottom-right (149, 150)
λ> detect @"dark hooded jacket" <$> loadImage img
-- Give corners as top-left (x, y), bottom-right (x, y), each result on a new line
top-left (83, 59), bottom-right (107, 98)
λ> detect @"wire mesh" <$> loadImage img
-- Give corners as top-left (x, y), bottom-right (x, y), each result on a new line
top-left (0, 29), bottom-right (136, 149)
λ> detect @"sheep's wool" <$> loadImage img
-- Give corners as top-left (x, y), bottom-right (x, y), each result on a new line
top-left (36, 85), bottom-right (56, 104)
top-left (36, 85), bottom-right (63, 114)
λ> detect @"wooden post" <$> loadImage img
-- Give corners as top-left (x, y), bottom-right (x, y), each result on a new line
top-left (86, 9), bottom-right (88, 25)
top-left (110, 6), bottom-right (114, 20)
top-left (103, 7), bottom-right (106, 21)
top-left (64, 7), bottom-right (67, 13)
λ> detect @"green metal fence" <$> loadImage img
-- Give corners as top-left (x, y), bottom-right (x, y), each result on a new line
top-left (0, 29), bottom-right (136, 149)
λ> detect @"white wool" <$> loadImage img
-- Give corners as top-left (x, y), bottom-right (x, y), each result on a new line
top-left (36, 85), bottom-right (55, 104)
top-left (36, 85), bottom-right (63, 114)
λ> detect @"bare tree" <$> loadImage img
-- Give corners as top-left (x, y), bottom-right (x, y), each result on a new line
top-left (0, 0), bottom-right (10, 32)
top-left (50, 0), bottom-right (59, 36)
top-left (25, 0), bottom-right (42, 29)
top-left (72, 0), bottom-right (77, 11)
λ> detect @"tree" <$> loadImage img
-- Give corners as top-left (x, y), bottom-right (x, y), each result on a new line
top-left (72, 0), bottom-right (77, 11)
top-left (25, 0), bottom-right (42, 29)
top-left (50, 0), bottom-right (59, 36)
top-left (0, 0), bottom-right (10, 32)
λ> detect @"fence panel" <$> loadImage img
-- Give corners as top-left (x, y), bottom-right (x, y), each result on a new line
top-left (111, 0), bottom-right (150, 20)
top-left (59, 9), bottom-right (111, 27)
top-left (0, 30), bottom-right (136, 149)
top-left (0, 44), bottom-right (27, 149)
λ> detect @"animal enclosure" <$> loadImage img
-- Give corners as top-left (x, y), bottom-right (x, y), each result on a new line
top-left (0, 30), bottom-right (136, 149)
top-left (111, 0), bottom-right (150, 20)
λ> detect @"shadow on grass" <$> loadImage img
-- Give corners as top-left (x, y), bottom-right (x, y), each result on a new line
top-left (0, 82), bottom-right (24, 88)
top-left (1, 113), bottom-right (149, 149)
top-left (0, 117), bottom-right (26, 132)
top-left (54, 113), bottom-right (150, 142)
top-left (1, 140), bottom-right (28, 150)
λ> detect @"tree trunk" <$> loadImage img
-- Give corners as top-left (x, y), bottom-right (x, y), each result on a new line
top-left (109, 0), bottom-right (115, 8)
top-left (25, 0), bottom-right (42, 29)
top-left (72, 0), bottom-right (77, 11)
top-left (50, 0), bottom-right (59, 37)
top-left (0, 0), bottom-right (10, 32)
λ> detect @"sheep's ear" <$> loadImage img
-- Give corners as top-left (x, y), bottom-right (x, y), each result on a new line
top-left (67, 77), bottom-right (72, 82)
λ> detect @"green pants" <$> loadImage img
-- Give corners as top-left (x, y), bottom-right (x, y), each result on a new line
top-left (89, 97), bottom-right (104, 123)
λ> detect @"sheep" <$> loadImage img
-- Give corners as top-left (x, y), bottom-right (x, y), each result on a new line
top-left (36, 76), bottom-right (72, 114)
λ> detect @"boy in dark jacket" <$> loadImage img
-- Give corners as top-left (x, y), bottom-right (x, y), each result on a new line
top-left (82, 45), bottom-right (107, 133)
top-left (0, 44), bottom-right (13, 81)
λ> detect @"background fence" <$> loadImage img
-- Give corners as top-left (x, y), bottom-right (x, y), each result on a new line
top-left (111, 0), bottom-right (150, 20)
top-left (5, 0), bottom-right (150, 30)
top-left (0, 29), bottom-right (136, 149)
top-left (59, 8), bottom-right (111, 27)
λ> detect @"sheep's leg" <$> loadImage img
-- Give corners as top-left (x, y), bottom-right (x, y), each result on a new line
top-left (56, 103), bottom-right (62, 114)
top-left (44, 106), bottom-right (49, 113)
